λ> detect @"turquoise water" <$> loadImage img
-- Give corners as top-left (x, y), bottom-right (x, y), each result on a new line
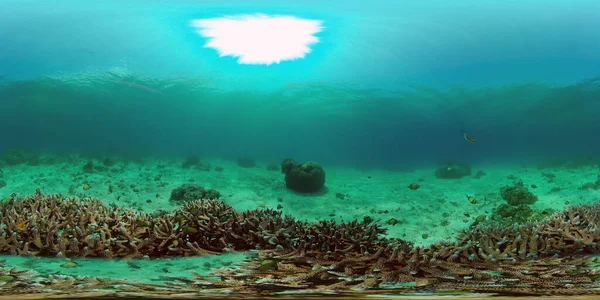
top-left (1, 0), bottom-right (600, 298)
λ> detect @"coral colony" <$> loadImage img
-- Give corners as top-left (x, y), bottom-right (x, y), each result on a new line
top-left (0, 158), bottom-right (600, 297)
top-left (1, 193), bottom-right (600, 296)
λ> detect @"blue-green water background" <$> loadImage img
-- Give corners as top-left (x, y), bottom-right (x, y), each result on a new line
top-left (1, 0), bottom-right (600, 169)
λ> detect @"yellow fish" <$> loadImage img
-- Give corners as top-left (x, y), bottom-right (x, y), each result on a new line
top-left (463, 131), bottom-right (476, 143)
top-left (16, 221), bottom-right (28, 231)
top-left (466, 195), bottom-right (477, 204)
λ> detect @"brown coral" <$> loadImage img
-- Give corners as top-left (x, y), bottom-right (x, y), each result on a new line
top-left (0, 194), bottom-right (387, 258)
top-left (2, 194), bottom-right (600, 296)
top-left (237, 203), bottom-right (600, 295)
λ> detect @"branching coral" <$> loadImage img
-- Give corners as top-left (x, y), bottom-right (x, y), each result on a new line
top-left (221, 203), bottom-right (600, 296)
top-left (0, 194), bottom-right (386, 258)
top-left (205, 203), bottom-right (599, 296)
top-left (2, 194), bottom-right (600, 296)
top-left (201, 252), bottom-right (600, 296)
top-left (3, 194), bottom-right (600, 262)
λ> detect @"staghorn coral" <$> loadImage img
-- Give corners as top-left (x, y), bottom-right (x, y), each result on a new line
top-left (208, 203), bottom-right (600, 296)
top-left (3, 194), bottom-right (600, 262)
top-left (1, 254), bottom-right (600, 297)
top-left (0, 194), bottom-right (386, 258)
top-left (243, 203), bottom-right (600, 294)
top-left (2, 194), bottom-right (600, 296)
top-left (274, 202), bottom-right (600, 267)
top-left (198, 253), bottom-right (600, 296)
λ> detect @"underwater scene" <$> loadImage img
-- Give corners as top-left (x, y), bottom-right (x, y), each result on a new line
top-left (1, 0), bottom-right (600, 299)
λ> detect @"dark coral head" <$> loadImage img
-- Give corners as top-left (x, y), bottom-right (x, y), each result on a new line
top-left (281, 158), bottom-right (297, 174)
top-left (284, 161), bottom-right (326, 193)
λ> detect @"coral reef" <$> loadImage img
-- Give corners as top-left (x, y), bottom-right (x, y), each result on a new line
top-left (2, 193), bottom-right (600, 296)
top-left (491, 181), bottom-right (543, 224)
top-left (0, 264), bottom-right (138, 297)
top-left (205, 252), bottom-right (600, 297)
top-left (434, 163), bottom-right (472, 179)
top-left (4, 193), bottom-right (600, 263)
top-left (280, 159), bottom-right (326, 193)
top-left (169, 184), bottom-right (221, 203)
top-left (0, 194), bottom-right (384, 258)
top-left (493, 203), bottom-right (534, 221)
top-left (219, 203), bottom-right (600, 296)
top-left (280, 158), bottom-right (296, 174)
top-left (2, 255), bottom-right (600, 298)
top-left (500, 181), bottom-right (538, 206)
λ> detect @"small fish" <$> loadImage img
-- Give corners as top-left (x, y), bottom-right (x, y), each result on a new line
top-left (184, 226), bottom-right (199, 234)
top-left (408, 183), bottom-right (420, 190)
top-left (127, 261), bottom-right (141, 269)
top-left (16, 221), bottom-right (27, 231)
top-left (60, 261), bottom-right (78, 268)
top-left (463, 131), bottom-right (477, 143)
top-left (466, 195), bottom-right (477, 204)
